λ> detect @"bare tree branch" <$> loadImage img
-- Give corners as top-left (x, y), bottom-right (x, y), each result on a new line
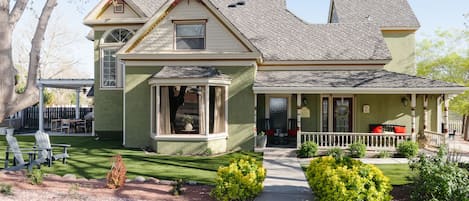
top-left (8, 0), bottom-right (29, 27)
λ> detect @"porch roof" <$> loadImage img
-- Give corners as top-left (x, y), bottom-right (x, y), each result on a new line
top-left (37, 79), bottom-right (94, 89)
top-left (253, 70), bottom-right (467, 94)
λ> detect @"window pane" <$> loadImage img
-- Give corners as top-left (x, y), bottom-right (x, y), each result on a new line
top-left (176, 38), bottom-right (205, 49)
top-left (176, 24), bottom-right (205, 37)
top-left (269, 98), bottom-right (288, 133)
top-left (104, 28), bottom-right (134, 43)
top-left (167, 86), bottom-right (202, 134)
top-left (102, 49), bottom-right (117, 87)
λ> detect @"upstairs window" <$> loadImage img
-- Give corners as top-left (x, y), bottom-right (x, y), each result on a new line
top-left (101, 28), bottom-right (134, 89)
top-left (104, 28), bottom-right (134, 43)
top-left (175, 22), bottom-right (206, 50)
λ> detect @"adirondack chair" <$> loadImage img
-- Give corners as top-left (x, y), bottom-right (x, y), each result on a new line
top-left (4, 134), bottom-right (45, 172)
top-left (34, 131), bottom-right (70, 167)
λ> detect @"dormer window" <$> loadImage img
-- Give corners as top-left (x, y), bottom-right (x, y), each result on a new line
top-left (174, 21), bottom-right (206, 50)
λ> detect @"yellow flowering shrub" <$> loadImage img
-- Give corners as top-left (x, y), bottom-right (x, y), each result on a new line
top-left (306, 156), bottom-right (392, 201)
top-left (211, 156), bottom-right (266, 201)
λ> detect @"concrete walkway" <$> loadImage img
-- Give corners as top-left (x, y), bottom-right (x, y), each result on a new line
top-left (255, 148), bottom-right (314, 201)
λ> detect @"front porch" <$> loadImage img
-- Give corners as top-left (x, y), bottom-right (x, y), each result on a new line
top-left (253, 70), bottom-right (464, 150)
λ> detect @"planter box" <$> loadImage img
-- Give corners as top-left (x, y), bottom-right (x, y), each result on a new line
top-left (0, 127), bottom-right (6, 135)
top-left (256, 136), bottom-right (267, 148)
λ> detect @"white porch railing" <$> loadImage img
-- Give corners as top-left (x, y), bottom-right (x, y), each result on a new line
top-left (448, 120), bottom-right (463, 135)
top-left (300, 132), bottom-right (412, 150)
top-left (424, 131), bottom-right (446, 147)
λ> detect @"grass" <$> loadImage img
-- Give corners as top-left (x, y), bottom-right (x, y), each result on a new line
top-left (0, 136), bottom-right (262, 184)
top-left (375, 164), bottom-right (413, 185)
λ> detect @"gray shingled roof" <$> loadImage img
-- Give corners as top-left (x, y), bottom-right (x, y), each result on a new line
top-left (152, 66), bottom-right (230, 79)
top-left (254, 70), bottom-right (461, 89)
top-left (126, 0), bottom-right (166, 17)
top-left (128, 0), bottom-right (391, 61)
top-left (332, 0), bottom-right (420, 29)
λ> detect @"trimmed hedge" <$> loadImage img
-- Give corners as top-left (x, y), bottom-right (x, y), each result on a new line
top-left (211, 156), bottom-right (266, 201)
top-left (306, 156), bottom-right (392, 201)
top-left (397, 141), bottom-right (419, 158)
top-left (298, 141), bottom-right (319, 158)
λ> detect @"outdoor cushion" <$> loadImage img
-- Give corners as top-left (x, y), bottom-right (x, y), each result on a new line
top-left (371, 125), bottom-right (383, 133)
top-left (394, 126), bottom-right (406, 133)
top-left (288, 128), bottom-right (299, 137)
top-left (266, 129), bottom-right (275, 136)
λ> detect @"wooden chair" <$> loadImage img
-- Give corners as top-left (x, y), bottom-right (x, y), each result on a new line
top-left (61, 119), bottom-right (71, 133)
top-left (34, 131), bottom-right (70, 167)
top-left (75, 120), bottom-right (87, 133)
top-left (4, 134), bottom-right (44, 172)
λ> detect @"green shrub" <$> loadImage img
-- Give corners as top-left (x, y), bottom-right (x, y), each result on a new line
top-left (211, 156), bottom-right (266, 201)
top-left (298, 141), bottom-right (318, 158)
top-left (326, 147), bottom-right (344, 160)
top-left (378, 150), bottom-right (392, 158)
top-left (397, 141), bottom-right (419, 158)
top-left (27, 169), bottom-right (44, 185)
top-left (410, 148), bottom-right (469, 201)
top-left (0, 183), bottom-right (13, 195)
top-left (349, 141), bottom-right (366, 158)
top-left (306, 156), bottom-right (392, 201)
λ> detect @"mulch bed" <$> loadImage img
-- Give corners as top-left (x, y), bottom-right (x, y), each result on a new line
top-left (391, 185), bottom-right (412, 201)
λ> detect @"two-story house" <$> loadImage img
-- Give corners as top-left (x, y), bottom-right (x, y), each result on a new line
top-left (84, 0), bottom-right (466, 155)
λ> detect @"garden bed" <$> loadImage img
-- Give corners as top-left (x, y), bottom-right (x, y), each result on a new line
top-left (0, 170), bottom-right (215, 201)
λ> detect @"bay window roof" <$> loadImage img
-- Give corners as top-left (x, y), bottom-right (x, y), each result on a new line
top-left (149, 66), bottom-right (231, 85)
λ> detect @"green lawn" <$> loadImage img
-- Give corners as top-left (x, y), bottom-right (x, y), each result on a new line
top-left (375, 164), bottom-right (413, 185)
top-left (0, 136), bottom-right (262, 184)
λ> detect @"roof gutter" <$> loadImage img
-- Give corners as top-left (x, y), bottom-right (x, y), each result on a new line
top-left (261, 59), bottom-right (391, 66)
top-left (253, 87), bottom-right (468, 95)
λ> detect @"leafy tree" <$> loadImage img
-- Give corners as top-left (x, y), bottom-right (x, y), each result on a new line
top-left (416, 28), bottom-right (469, 140)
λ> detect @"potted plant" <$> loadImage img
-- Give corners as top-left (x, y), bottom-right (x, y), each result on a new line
top-left (182, 115), bottom-right (194, 131)
top-left (6, 127), bottom-right (14, 135)
top-left (256, 131), bottom-right (267, 148)
top-left (0, 127), bottom-right (6, 135)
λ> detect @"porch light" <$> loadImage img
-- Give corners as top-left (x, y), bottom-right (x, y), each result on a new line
top-left (401, 97), bottom-right (409, 107)
top-left (302, 97), bottom-right (308, 106)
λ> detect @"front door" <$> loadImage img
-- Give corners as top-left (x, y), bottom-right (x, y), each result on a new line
top-left (269, 97), bottom-right (288, 133)
top-left (333, 98), bottom-right (353, 132)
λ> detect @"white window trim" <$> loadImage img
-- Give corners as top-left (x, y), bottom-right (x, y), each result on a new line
top-left (100, 48), bottom-right (123, 90)
top-left (320, 95), bottom-right (355, 132)
top-left (150, 83), bottom-right (230, 139)
top-left (173, 20), bottom-right (207, 50)
top-left (151, 133), bottom-right (228, 142)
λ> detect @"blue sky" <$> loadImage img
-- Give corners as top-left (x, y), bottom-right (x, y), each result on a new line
top-left (16, 0), bottom-right (469, 77)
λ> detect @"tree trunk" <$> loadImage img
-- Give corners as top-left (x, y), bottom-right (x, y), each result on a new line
top-left (0, 0), bottom-right (58, 122)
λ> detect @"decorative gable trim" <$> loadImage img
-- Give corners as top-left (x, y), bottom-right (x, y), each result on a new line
top-left (84, 0), bottom-right (148, 26)
top-left (118, 0), bottom-right (260, 59)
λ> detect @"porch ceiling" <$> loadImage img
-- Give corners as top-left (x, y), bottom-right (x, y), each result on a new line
top-left (253, 70), bottom-right (467, 94)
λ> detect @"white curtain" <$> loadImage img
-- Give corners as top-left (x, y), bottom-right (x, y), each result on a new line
top-left (159, 87), bottom-right (171, 135)
top-left (213, 87), bottom-right (225, 133)
top-left (198, 87), bottom-right (206, 135)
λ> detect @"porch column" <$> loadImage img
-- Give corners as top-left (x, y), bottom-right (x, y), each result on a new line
top-left (411, 94), bottom-right (416, 141)
top-left (297, 93), bottom-right (302, 148)
top-left (205, 85), bottom-right (210, 136)
top-left (75, 88), bottom-right (80, 119)
top-left (423, 95), bottom-right (428, 132)
top-left (38, 84), bottom-right (44, 132)
top-left (254, 94), bottom-right (257, 147)
top-left (443, 94), bottom-right (450, 143)
top-left (437, 96), bottom-right (443, 133)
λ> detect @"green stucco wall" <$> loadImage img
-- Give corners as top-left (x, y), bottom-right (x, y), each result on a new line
top-left (301, 94), bottom-right (320, 132)
top-left (355, 94), bottom-right (438, 135)
top-left (124, 66), bottom-right (162, 148)
top-left (93, 31), bottom-right (123, 137)
top-left (383, 31), bottom-right (416, 74)
top-left (123, 66), bottom-right (255, 152)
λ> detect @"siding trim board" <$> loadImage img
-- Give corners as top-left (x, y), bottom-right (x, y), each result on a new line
top-left (253, 87), bottom-right (467, 95)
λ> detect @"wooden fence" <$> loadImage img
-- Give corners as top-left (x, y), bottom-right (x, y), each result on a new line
top-left (300, 132), bottom-right (412, 150)
top-left (22, 106), bottom-right (93, 130)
